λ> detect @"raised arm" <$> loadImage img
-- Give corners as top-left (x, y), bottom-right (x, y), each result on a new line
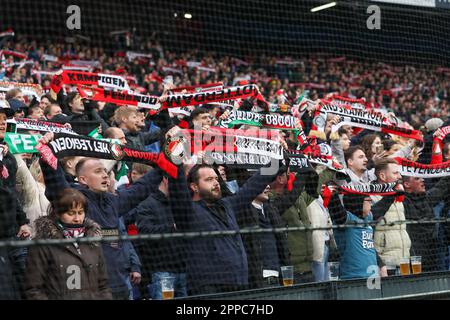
top-left (40, 159), bottom-right (71, 202)
top-left (327, 192), bottom-right (347, 225)
top-left (330, 132), bottom-right (346, 168)
top-left (426, 176), bottom-right (450, 207)
top-left (15, 154), bottom-right (40, 202)
top-left (141, 129), bottom-right (161, 146)
top-left (15, 155), bottom-right (50, 223)
top-left (168, 166), bottom-right (195, 232)
top-left (116, 168), bottom-right (163, 215)
top-left (37, 132), bottom-right (71, 202)
top-left (88, 108), bottom-right (110, 133)
top-left (228, 163), bottom-right (281, 213)
top-left (371, 196), bottom-right (396, 221)
top-left (270, 173), bottom-right (305, 214)
top-left (3, 153), bottom-right (30, 230)
top-left (149, 109), bottom-right (174, 132)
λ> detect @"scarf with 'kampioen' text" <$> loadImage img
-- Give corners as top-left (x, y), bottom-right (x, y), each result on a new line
top-left (338, 182), bottom-right (402, 196)
top-left (51, 70), bottom-right (130, 94)
top-left (312, 102), bottom-right (423, 141)
top-left (321, 182), bottom-right (403, 207)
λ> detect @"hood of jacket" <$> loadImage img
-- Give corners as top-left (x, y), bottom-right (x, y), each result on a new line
top-left (33, 216), bottom-right (102, 240)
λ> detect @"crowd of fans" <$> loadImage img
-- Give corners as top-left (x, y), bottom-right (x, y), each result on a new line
top-left (0, 34), bottom-right (450, 300)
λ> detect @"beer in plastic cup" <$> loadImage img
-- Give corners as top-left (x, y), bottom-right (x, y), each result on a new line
top-left (399, 257), bottom-right (410, 276)
top-left (161, 276), bottom-right (175, 300)
top-left (411, 256), bottom-right (422, 275)
top-left (280, 266), bottom-right (294, 286)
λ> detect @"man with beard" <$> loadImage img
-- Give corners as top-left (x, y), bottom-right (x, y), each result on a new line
top-left (114, 106), bottom-right (160, 150)
top-left (169, 163), bottom-right (282, 296)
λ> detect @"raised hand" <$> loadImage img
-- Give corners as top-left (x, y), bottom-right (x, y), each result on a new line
top-left (38, 132), bottom-right (55, 145)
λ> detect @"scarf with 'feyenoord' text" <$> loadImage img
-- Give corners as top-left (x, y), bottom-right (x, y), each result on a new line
top-left (77, 83), bottom-right (268, 114)
top-left (395, 157), bottom-right (450, 178)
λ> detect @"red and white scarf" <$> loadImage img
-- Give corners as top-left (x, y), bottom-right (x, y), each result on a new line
top-left (287, 142), bottom-right (345, 173)
top-left (164, 127), bottom-right (283, 163)
top-left (7, 118), bottom-right (77, 135)
top-left (321, 182), bottom-right (403, 207)
top-left (0, 81), bottom-right (43, 101)
top-left (51, 70), bottom-right (130, 93)
top-left (395, 157), bottom-right (450, 178)
top-left (78, 83), bottom-right (269, 115)
top-left (77, 85), bottom-right (160, 111)
top-left (325, 94), bottom-right (370, 110)
top-left (431, 125), bottom-right (450, 164)
top-left (312, 101), bottom-right (423, 141)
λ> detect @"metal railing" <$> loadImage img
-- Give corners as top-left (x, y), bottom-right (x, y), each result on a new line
top-left (186, 271), bottom-right (450, 300)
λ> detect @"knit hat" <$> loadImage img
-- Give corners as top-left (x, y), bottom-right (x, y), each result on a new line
top-left (0, 100), bottom-right (15, 117)
top-left (8, 98), bottom-right (27, 113)
top-left (0, 106), bottom-right (14, 118)
top-left (424, 118), bottom-right (444, 132)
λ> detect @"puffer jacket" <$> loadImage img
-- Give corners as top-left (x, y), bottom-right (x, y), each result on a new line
top-left (372, 196), bottom-right (411, 266)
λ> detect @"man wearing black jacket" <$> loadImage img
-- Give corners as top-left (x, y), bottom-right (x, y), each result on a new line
top-left (402, 176), bottom-right (450, 272)
top-left (114, 106), bottom-right (160, 150)
top-left (236, 170), bottom-right (304, 289)
top-left (52, 92), bottom-right (110, 134)
top-left (134, 174), bottom-right (187, 299)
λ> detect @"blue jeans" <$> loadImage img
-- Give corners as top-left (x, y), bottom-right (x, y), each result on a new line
top-left (0, 247), bottom-right (18, 299)
top-left (8, 239), bottom-right (28, 299)
top-left (147, 272), bottom-right (187, 300)
top-left (311, 243), bottom-right (330, 282)
top-left (446, 246), bottom-right (450, 271)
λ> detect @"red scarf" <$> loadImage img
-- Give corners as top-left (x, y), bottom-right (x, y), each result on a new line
top-left (430, 126), bottom-right (450, 164)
